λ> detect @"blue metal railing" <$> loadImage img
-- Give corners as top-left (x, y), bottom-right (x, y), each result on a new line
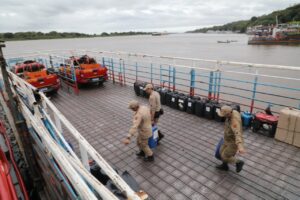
top-left (6, 53), bottom-right (300, 113)
top-left (102, 56), bottom-right (300, 113)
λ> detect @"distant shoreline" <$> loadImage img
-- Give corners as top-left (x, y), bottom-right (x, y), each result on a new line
top-left (0, 31), bottom-right (152, 42)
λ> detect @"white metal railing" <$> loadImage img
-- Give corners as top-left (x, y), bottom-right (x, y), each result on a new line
top-left (88, 50), bottom-right (300, 71)
top-left (7, 70), bottom-right (145, 200)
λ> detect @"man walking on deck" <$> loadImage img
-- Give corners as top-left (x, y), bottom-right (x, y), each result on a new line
top-left (144, 83), bottom-right (164, 144)
top-left (123, 100), bottom-right (154, 162)
top-left (216, 105), bottom-right (245, 173)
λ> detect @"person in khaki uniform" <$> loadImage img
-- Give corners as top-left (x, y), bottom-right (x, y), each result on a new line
top-left (144, 84), bottom-right (164, 143)
top-left (123, 100), bottom-right (154, 162)
top-left (216, 105), bottom-right (245, 172)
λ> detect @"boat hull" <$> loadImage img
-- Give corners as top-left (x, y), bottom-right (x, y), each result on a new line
top-left (248, 39), bottom-right (300, 45)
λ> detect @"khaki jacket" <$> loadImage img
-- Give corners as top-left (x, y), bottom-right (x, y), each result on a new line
top-left (149, 91), bottom-right (161, 114)
top-left (224, 110), bottom-right (244, 147)
top-left (128, 105), bottom-right (152, 139)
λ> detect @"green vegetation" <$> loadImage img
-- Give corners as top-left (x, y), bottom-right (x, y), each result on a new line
top-left (187, 3), bottom-right (300, 33)
top-left (0, 31), bottom-right (152, 41)
top-left (100, 31), bottom-right (152, 37)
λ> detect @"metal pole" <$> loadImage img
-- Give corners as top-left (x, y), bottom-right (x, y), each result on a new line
top-left (119, 59), bottom-right (123, 85)
top-left (122, 59), bottom-right (126, 86)
top-left (172, 67), bottom-right (176, 91)
top-left (213, 71), bottom-right (218, 100)
top-left (216, 71), bottom-right (222, 102)
top-left (111, 58), bottom-right (115, 84)
top-left (135, 62), bottom-right (138, 82)
top-left (160, 65), bottom-right (162, 87)
top-left (208, 71), bottom-right (214, 100)
top-left (190, 69), bottom-right (195, 97)
top-left (250, 73), bottom-right (258, 114)
top-left (168, 65), bottom-right (171, 89)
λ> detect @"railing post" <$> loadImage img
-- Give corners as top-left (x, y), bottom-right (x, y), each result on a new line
top-left (168, 65), bottom-right (171, 89)
top-left (213, 70), bottom-right (218, 100)
top-left (49, 55), bottom-right (53, 68)
top-left (111, 58), bottom-right (115, 84)
top-left (150, 63), bottom-right (153, 84)
top-left (172, 67), bottom-right (176, 91)
top-left (160, 65), bottom-right (163, 87)
top-left (79, 144), bottom-right (90, 170)
top-left (250, 73), bottom-right (258, 113)
top-left (122, 59), bottom-right (126, 86)
top-left (54, 113), bottom-right (62, 134)
top-left (216, 71), bottom-right (222, 102)
top-left (190, 69), bottom-right (195, 97)
top-left (208, 71), bottom-right (214, 100)
top-left (135, 62), bottom-right (138, 81)
top-left (119, 59), bottom-right (123, 85)
top-left (71, 63), bottom-right (79, 95)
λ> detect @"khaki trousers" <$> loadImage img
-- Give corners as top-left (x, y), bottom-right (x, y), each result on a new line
top-left (137, 134), bottom-right (153, 157)
top-left (220, 143), bottom-right (238, 164)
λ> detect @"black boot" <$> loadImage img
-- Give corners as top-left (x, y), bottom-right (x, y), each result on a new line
top-left (157, 130), bottom-right (164, 145)
top-left (236, 160), bottom-right (244, 173)
top-left (144, 155), bottom-right (154, 162)
top-left (216, 162), bottom-right (229, 171)
top-left (136, 151), bottom-right (145, 157)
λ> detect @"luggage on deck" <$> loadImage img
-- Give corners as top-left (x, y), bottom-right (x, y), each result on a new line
top-left (214, 103), bottom-right (225, 122)
top-left (133, 81), bottom-right (148, 97)
top-left (241, 111), bottom-right (252, 127)
top-left (275, 108), bottom-right (300, 147)
top-left (170, 93), bottom-right (180, 109)
top-left (204, 101), bottom-right (217, 120)
top-left (231, 103), bottom-right (241, 112)
top-left (195, 99), bottom-right (208, 117)
top-left (134, 81), bottom-right (143, 96)
top-left (159, 88), bottom-right (170, 105)
top-left (252, 112), bottom-right (278, 137)
top-left (186, 96), bottom-right (200, 114)
top-left (139, 82), bottom-right (148, 98)
top-left (165, 91), bottom-right (175, 107)
top-left (178, 94), bottom-right (188, 112)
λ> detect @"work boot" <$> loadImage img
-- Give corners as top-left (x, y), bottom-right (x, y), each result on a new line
top-left (157, 130), bottom-right (164, 145)
top-left (236, 160), bottom-right (244, 173)
top-left (216, 162), bottom-right (229, 171)
top-left (144, 155), bottom-right (154, 162)
top-left (136, 151), bottom-right (145, 157)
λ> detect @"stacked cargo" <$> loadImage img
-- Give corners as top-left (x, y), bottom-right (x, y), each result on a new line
top-left (186, 96), bottom-right (200, 114)
top-left (275, 108), bottom-right (300, 147)
top-left (133, 82), bottom-right (244, 124)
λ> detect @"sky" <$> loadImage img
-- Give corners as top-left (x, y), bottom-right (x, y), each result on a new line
top-left (0, 0), bottom-right (299, 33)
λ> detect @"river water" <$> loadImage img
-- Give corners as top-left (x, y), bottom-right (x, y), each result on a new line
top-left (3, 33), bottom-right (300, 111)
top-left (3, 33), bottom-right (300, 67)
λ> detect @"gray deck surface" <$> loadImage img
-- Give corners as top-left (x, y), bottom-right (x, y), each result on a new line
top-left (52, 82), bottom-right (300, 200)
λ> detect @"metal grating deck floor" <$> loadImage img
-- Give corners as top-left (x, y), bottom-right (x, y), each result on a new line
top-left (51, 82), bottom-right (300, 200)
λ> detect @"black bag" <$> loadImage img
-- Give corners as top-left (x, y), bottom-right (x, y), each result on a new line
top-left (159, 108), bottom-right (164, 115)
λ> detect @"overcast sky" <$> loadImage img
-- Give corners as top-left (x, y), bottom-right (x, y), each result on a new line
top-left (0, 0), bottom-right (299, 33)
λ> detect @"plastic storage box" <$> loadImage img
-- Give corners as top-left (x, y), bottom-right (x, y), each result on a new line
top-left (178, 94), bottom-right (188, 111)
top-left (195, 99), bottom-right (208, 117)
top-left (241, 111), bottom-right (252, 127)
top-left (186, 96), bottom-right (200, 114)
top-left (148, 126), bottom-right (159, 149)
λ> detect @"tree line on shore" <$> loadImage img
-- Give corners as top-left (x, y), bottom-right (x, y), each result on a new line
top-left (187, 3), bottom-right (300, 33)
top-left (0, 31), bottom-right (152, 41)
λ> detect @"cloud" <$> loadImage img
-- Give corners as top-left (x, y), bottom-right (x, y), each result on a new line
top-left (0, 0), bottom-right (299, 33)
